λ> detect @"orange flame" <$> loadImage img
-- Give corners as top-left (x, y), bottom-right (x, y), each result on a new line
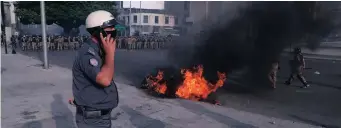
top-left (146, 65), bottom-right (227, 101)
top-left (175, 65), bottom-right (226, 100)
top-left (146, 70), bottom-right (167, 94)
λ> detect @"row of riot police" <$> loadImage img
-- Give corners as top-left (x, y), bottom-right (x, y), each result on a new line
top-left (9, 35), bottom-right (173, 51)
top-left (116, 35), bottom-right (172, 50)
top-left (17, 35), bottom-right (90, 51)
top-left (1, 33), bottom-right (5, 47)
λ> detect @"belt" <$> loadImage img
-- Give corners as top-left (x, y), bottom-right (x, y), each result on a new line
top-left (76, 106), bottom-right (111, 115)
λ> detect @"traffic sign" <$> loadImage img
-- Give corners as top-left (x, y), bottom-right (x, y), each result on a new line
top-left (115, 24), bottom-right (126, 31)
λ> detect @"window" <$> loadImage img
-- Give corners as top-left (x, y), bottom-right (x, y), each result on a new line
top-left (153, 26), bottom-right (160, 33)
top-left (133, 15), bottom-right (137, 23)
top-left (174, 17), bottom-right (178, 25)
top-left (142, 26), bottom-right (149, 32)
top-left (184, 1), bottom-right (190, 11)
top-left (143, 15), bottom-right (148, 23)
top-left (155, 16), bottom-right (159, 24)
top-left (123, 16), bottom-right (126, 24)
top-left (127, 16), bottom-right (130, 24)
top-left (184, 1), bottom-right (190, 17)
top-left (165, 16), bottom-right (169, 24)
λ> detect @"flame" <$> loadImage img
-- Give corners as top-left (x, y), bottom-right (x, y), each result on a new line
top-left (175, 65), bottom-right (226, 100)
top-left (146, 70), bottom-right (167, 94)
top-left (146, 65), bottom-right (227, 101)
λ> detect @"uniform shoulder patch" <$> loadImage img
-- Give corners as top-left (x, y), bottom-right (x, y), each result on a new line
top-left (88, 47), bottom-right (96, 55)
top-left (89, 58), bottom-right (98, 66)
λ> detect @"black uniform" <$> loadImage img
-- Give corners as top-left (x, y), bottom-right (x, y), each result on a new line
top-left (285, 52), bottom-right (309, 88)
top-left (72, 40), bottom-right (119, 128)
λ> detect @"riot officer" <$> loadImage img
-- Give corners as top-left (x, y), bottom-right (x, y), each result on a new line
top-left (117, 36), bottom-right (122, 49)
top-left (57, 36), bottom-right (63, 51)
top-left (10, 35), bottom-right (18, 54)
top-left (70, 10), bottom-right (119, 128)
top-left (285, 47), bottom-right (310, 88)
top-left (132, 36), bottom-right (137, 50)
top-left (127, 36), bottom-right (132, 50)
top-left (143, 36), bottom-right (148, 49)
top-left (137, 37), bottom-right (142, 50)
top-left (269, 60), bottom-right (280, 89)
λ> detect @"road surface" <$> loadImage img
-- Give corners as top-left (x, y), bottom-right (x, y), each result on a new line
top-left (2, 48), bottom-right (341, 128)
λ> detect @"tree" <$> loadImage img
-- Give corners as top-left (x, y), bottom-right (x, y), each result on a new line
top-left (15, 1), bottom-right (118, 35)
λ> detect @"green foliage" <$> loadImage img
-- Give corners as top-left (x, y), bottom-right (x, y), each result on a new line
top-left (15, 1), bottom-right (118, 33)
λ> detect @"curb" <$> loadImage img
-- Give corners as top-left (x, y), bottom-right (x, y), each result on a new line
top-left (282, 52), bottom-right (341, 61)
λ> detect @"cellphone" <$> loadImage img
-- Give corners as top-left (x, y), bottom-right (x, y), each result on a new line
top-left (100, 28), bottom-right (117, 39)
top-left (100, 28), bottom-right (108, 38)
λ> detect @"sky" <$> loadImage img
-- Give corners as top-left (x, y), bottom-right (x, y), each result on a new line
top-left (122, 1), bottom-right (165, 10)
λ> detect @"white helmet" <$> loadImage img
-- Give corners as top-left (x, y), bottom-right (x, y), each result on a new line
top-left (85, 10), bottom-right (117, 29)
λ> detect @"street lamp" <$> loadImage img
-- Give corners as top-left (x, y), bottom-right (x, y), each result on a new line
top-left (205, 1), bottom-right (209, 20)
top-left (40, 1), bottom-right (48, 69)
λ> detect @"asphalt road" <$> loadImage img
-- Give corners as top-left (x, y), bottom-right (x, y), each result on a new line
top-left (17, 48), bottom-right (341, 128)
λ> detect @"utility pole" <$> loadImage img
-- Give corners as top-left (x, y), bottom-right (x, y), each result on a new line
top-left (140, 1), bottom-right (142, 34)
top-left (1, 1), bottom-right (8, 54)
top-left (40, 1), bottom-right (48, 69)
top-left (205, 1), bottom-right (209, 20)
top-left (129, 1), bottom-right (132, 36)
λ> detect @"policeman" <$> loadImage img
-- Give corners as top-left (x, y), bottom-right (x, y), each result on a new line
top-left (132, 36), bottom-right (137, 50)
top-left (70, 10), bottom-right (119, 128)
top-left (117, 36), bottom-right (123, 49)
top-left (137, 37), bottom-right (142, 50)
top-left (143, 37), bottom-right (148, 49)
top-left (269, 60), bottom-right (280, 89)
top-left (285, 47), bottom-right (310, 88)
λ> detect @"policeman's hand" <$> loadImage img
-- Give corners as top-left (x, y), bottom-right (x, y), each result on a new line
top-left (68, 98), bottom-right (75, 106)
top-left (100, 33), bottom-right (116, 56)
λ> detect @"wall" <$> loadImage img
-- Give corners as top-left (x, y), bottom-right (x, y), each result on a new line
top-left (122, 1), bottom-right (164, 10)
top-left (186, 1), bottom-right (247, 33)
top-left (119, 13), bottom-right (175, 27)
top-left (118, 12), bottom-right (176, 35)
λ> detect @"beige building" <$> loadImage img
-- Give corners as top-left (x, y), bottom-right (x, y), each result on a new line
top-left (118, 12), bottom-right (176, 35)
top-left (2, 1), bottom-right (17, 42)
top-left (117, 3), bottom-right (179, 36)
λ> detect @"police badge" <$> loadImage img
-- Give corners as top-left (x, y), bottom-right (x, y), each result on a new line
top-left (90, 58), bottom-right (98, 66)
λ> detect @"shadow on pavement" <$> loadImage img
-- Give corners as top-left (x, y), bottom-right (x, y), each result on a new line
top-left (120, 105), bottom-right (166, 128)
top-left (51, 94), bottom-right (75, 128)
top-left (16, 49), bottom-right (170, 86)
top-left (289, 115), bottom-right (340, 128)
top-left (20, 121), bottom-right (42, 128)
top-left (177, 100), bottom-right (257, 128)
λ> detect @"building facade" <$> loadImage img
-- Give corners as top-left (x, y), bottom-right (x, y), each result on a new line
top-left (2, 1), bottom-right (17, 42)
top-left (116, 1), bottom-right (178, 36)
top-left (117, 7), bottom-right (178, 36)
top-left (118, 12), bottom-right (176, 35)
top-left (164, 1), bottom-right (248, 34)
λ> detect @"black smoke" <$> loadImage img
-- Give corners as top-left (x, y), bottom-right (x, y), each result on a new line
top-left (168, 2), bottom-right (336, 89)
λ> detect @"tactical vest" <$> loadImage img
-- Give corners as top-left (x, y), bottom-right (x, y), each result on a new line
top-left (290, 53), bottom-right (303, 67)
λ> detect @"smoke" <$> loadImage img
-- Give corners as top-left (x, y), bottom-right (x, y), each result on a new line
top-left (168, 2), bottom-right (336, 88)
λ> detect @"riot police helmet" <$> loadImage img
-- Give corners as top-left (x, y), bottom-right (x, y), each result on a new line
top-left (294, 47), bottom-right (301, 53)
top-left (85, 10), bottom-right (118, 39)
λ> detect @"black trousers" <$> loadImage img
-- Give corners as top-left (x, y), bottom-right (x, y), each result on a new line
top-left (75, 106), bottom-right (112, 128)
top-left (286, 67), bottom-right (308, 86)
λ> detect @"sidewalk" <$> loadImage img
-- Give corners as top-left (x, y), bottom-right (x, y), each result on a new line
top-left (320, 41), bottom-right (341, 49)
top-left (1, 53), bottom-right (320, 128)
top-left (283, 47), bottom-right (341, 61)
